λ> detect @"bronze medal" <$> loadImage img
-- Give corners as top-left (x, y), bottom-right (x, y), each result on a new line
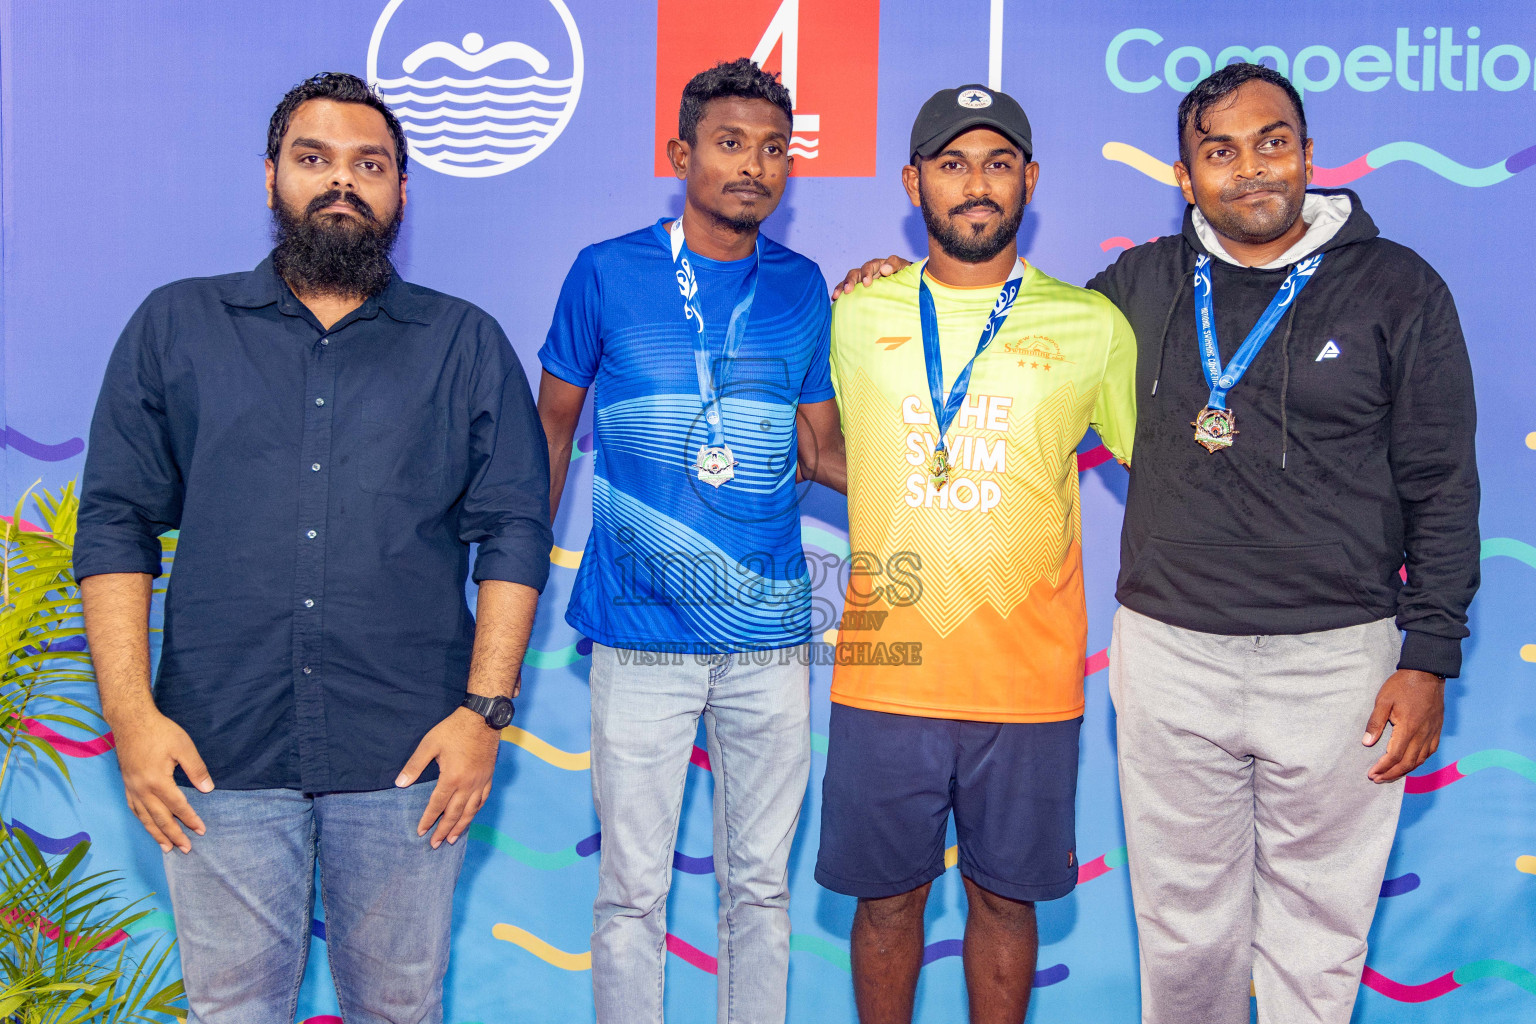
top-left (1191, 407), bottom-right (1238, 453)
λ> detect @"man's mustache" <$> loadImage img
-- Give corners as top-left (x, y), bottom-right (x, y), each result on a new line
top-left (948, 197), bottom-right (1004, 217)
top-left (305, 189), bottom-right (377, 221)
top-left (725, 180), bottom-right (770, 197)
top-left (1220, 181), bottom-right (1288, 202)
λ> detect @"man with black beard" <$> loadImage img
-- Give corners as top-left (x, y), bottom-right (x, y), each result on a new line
top-left (75, 72), bottom-right (551, 1023)
top-left (815, 86), bottom-right (1136, 1024)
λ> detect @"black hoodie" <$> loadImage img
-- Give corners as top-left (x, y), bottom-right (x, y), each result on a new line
top-left (1087, 188), bottom-right (1479, 678)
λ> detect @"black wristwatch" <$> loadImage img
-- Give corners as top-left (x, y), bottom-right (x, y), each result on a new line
top-left (461, 693), bottom-right (515, 729)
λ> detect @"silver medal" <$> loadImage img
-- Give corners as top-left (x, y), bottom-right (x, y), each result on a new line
top-left (694, 444), bottom-right (738, 487)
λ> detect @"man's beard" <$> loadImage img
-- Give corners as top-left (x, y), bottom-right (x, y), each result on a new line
top-left (920, 184), bottom-right (1025, 264)
top-left (705, 181), bottom-right (772, 235)
top-left (710, 209), bottom-right (762, 234)
top-left (1201, 179), bottom-right (1304, 246)
top-left (270, 186), bottom-right (402, 298)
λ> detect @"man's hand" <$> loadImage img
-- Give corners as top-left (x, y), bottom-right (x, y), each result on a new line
top-left (831, 255), bottom-right (911, 299)
top-left (396, 708), bottom-right (500, 848)
top-left (1363, 669), bottom-right (1445, 783)
top-left (114, 712), bottom-right (213, 854)
top-left (398, 579), bottom-right (534, 847)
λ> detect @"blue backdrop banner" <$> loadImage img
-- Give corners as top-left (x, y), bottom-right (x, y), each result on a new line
top-left (3, 1), bottom-right (1533, 1021)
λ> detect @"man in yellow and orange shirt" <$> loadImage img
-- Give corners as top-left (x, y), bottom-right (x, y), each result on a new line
top-left (814, 86), bottom-right (1136, 1024)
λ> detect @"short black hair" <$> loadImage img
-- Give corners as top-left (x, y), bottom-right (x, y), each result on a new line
top-left (677, 58), bottom-right (793, 145)
top-left (267, 72), bottom-right (409, 176)
top-left (1177, 62), bottom-right (1307, 166)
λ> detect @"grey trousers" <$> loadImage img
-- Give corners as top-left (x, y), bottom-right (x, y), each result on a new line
top-left (588, 645), bottom-right (810, 1024)
top-left (1109, 607), bottom-right (1405, 1024)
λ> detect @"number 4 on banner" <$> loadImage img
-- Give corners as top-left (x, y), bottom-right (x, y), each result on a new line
top-left (653, 0), bottom-right (879, 177)
top-left (750, 0), bottom-right (820, 145)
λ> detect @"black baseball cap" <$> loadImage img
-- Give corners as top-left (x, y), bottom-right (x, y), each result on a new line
top-left (909, 85), bottom-right (1033, 164)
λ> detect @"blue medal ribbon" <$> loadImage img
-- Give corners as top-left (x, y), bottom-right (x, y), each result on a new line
top-left (670, 220), bottom-right (760, 452)
top-left (1193, 251), bottom-right (1323, 410)
top-left (917, 259), bottom-right (1026, 466)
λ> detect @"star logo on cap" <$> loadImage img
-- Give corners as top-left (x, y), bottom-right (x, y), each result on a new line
top-left (958, 89), bottom-right (993, 109)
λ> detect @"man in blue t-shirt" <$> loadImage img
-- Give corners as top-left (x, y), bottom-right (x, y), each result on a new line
top-left (537, 59), bottom-right (844, 1024)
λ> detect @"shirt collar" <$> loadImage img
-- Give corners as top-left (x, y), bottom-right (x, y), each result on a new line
top-left (219, 254), bottom-right (433, 325)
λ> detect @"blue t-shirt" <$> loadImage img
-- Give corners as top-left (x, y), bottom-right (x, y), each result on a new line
top-left (540, 218), bottom-right (834, 651)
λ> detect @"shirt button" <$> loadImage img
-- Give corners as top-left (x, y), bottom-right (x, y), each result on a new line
top-left (307, 530), bottom-right (317, 539)
top-left (302, 666), bottom-right (312, 675)
top-left (321, 338), bottom-right (330, 346)
top-left (304, 598), bottom-right (315, 608)
top-left (311, 463), bottom-right (321, 472)
top-left (315, 398), bottom-right (325, 407)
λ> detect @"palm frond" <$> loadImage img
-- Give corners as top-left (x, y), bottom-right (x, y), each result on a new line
top-left (0, 486), bottom-right (186, 1023)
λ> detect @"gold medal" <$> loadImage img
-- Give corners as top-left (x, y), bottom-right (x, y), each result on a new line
top-left (928, 447), bottom-right (951, 488)
top-left (1191, 407), bottom-right (1238, 453)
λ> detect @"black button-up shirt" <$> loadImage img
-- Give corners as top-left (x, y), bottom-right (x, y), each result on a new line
top-left (75, 257), bottom-right (552, 792)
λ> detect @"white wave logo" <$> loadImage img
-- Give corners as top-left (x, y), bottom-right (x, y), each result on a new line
top-left (366, 0), bottom-right (584, 178)
top-left (788, 115), bottom-right (819, 161)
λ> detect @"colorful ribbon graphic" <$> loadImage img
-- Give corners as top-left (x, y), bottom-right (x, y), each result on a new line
top-left (523, 638), bottom-right (591, 669)
top-left (1406, 749), bottom-right (1536, 794)
top-left (468, 824), bottom-right (714, 875)
top-left (1, 427), bottom-right (84, 462)
top-left (4, 908), bottom-right (128, 950)
top-left (492, 921), bottom-right (1070, 987)
top-left (1380, 874), bottom-right (1421, 898)
top-left (7, 819), bottom-right (88, 854)
top-left (18, 719), bottom-right (115, 758)
top-left (1077, 444), bottom-right (1115, 471)
top-left (499, 725), bottom-right (590, 771)
top-left (1363, 960), bottom-right (1536, 1002)
top-left (1483, 537), bottom-right (1536, 569)
top-left (550, 544), bottom-right (584, 570)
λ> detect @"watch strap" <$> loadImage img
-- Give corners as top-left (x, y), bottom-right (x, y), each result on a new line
top-left (460, 693), bottom-right (513, 728)
top-left (461, 693), bottom-right (497, 718)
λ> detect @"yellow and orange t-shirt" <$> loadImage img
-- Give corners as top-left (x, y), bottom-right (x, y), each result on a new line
top-left (829, 260), bottom-right (1136, 722)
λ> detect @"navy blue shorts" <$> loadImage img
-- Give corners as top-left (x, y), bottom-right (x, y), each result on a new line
top-left (814, 704), bottom-right (1081, 902)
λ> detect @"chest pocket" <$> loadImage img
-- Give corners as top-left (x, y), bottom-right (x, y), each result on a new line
top-left (355, 397), bottom-right (448, 501)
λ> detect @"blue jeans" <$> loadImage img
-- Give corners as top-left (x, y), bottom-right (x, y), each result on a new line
top-left (589, 644), bottom-right (811, 1024)
top-left (161, 784), bottom-right (467, 1024)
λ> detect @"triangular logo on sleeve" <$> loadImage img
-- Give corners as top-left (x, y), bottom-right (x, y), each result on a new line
top-left (1315, 340), bottom-right (1341, 361)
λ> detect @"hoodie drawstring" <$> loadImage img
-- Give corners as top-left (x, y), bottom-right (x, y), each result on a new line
top-left (1151, 266), bottom-right (1197, 397)
top-left (1277, 298), bottom-right (1301, 471)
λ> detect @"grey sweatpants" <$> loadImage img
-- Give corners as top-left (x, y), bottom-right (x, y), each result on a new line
top-left (1109, 606), bottom-right (1405, 1024)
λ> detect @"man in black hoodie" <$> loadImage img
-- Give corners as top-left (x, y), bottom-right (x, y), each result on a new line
top-left (834, 62), bottom-right (1479, 1024)
top-left (1090, 63), bottom-right (1477, 1024)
